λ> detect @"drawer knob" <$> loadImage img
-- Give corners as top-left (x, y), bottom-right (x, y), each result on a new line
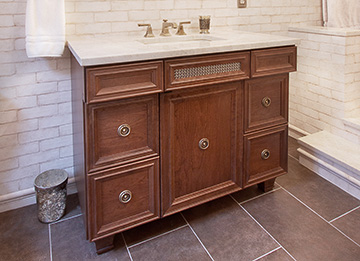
top-left (261, 149), bottom-right (271, 160)
top-left (119, 190), bottom-right (132, 204)
top-left (262, 97), bottom-right (272, 107)
top-left (199, 138), bottom-right (209, 150)
top-left (117, 124), bottom-right (131, 137)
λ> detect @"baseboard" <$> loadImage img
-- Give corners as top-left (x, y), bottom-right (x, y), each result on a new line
top-left (298, 148), bottom-right (360, 200)
top-left (0, 178), bottom-right (78, 213)
top-left (288, 124), bottom-right (309, 139)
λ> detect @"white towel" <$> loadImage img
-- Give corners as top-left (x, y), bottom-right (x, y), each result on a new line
top-left (326, 0), bottom-right (360, 28)
top-left (25, 0), bottom-right (65, 58)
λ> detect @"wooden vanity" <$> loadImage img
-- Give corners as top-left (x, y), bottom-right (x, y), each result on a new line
top-left (70, 40), bottom-right (296, 253)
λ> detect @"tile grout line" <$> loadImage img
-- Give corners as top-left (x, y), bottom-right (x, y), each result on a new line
top-left (237, 187), bottom-right (282, 205)
top-left (48, 224), bottom-right (53, 261)
top-left (50, 213), bottom-right (83, 225)
top-left (229, 195), bottom-right (297, 261)
top-left (252, 246), bottom-right (281, 261)
top-left (329, 205), bottom-right (360, 223)
top-left (121, 233), bottom-right (134, 261)
top-left (180, 212), bottom-right (215, 261)
top-left (279, 184), bottom-right (360, 248)
top-left (127, 224), bottom-right (188, 249)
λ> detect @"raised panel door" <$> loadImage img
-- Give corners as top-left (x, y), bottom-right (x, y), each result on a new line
top-left (161, 82), bottom-right (243, 216)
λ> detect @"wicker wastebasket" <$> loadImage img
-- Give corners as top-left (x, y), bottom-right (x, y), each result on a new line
top-left (34, 169), bottom-right (68, 223)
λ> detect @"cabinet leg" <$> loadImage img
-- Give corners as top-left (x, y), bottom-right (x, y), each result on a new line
top-left (258, 178), bottom-right (276, 192)
top-left (94, 235), bottom-right (115, 254)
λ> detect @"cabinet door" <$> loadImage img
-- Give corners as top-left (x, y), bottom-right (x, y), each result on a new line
top-left (88, 158), bottom-right (160, 240)
top-left (161, 82), bottom-right (243, 216)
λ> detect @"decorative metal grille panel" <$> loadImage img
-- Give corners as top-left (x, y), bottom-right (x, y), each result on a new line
top-left (174, 62), bottom-right (242, 80)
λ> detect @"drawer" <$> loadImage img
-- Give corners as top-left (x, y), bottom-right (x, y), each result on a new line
top-left (244, 74), bottom-right (288, 133)
top-left (243, 125), bottom-right (287, 187)
top-left (165, 52), bottom-right (250, 91)
top-left (251, 46), bottom-right (296, 78)
top-left (86, 61), bottom-right (163, 103)
top-left (86, 94), bottom-right (159, 172)
top-left (88, 158), bottom-right (160, 240)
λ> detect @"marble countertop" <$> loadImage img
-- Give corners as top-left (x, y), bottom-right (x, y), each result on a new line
top-left (67, 29), bottom-right (299, 66)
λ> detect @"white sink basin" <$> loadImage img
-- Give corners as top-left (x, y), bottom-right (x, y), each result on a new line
top-left (137, 35), bottom-right (225, 45)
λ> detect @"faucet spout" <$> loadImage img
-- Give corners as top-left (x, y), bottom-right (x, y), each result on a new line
top-left (160, 19), bottom-right (178, 36)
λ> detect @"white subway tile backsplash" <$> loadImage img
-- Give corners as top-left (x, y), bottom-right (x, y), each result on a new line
top-left (18, 149), bottom-right (59, 168)
top-left (66, 13), bottom-right (94, 24)
top-left (0, 15), bottom-right (14, 27)
top-left (18, 105), bottom-right (58, 121)
top-left (95, 11), bottom-right (128, 22)
top-left (0, 142), bottom-right (39, 161)
top-left (75, 1), bottom-right (111, 12)
top-left (15, 60), bottom-right (57, 74)
top-left (59, 124), bottom-right (73, 136)
top-left (40, 135), bottom-right (73, 151)
top-left (0, 74), bottom-right (36, 88)
top-left (1, 165), bottom-right (39, 184)
top-left (38, 91), bottom-right (71, 106)
top-left (0, 119), bottom-right (38, 136)
top-left (18, 127), bottom-right (59, 144)
top-left (76, 22), bottom-right (112, 35)
top-left (0, 2), bottom-right (26, 15)
top-left (39, 114), bottom-right (72, 129)
top-left (0, 63), bottom-right (15, 76)
top-left (0, 96), bottom-right (37, 111)
top-left (0, 158), bottom-right (19, 173)
top-left (39, 156), bottom-right (74, 173)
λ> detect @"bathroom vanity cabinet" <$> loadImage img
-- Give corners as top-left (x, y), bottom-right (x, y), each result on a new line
top-left (71, 45), bottom-right (296, 254)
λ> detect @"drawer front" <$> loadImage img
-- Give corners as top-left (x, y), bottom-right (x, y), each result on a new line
top-left (86, 61), bottom-right (163, 103)
top-left (86, 94), bottom-right (159, 172)
top-left (89, 158), bottom-right (160, 240)
top-left (244, 74), bottom-right (288, 133)
top-left (244, 125), bottom-right (288, 187)
top-left (165, 52), bottom-right (250, 91)
top-left (251, 46), bottom-right (296, 78)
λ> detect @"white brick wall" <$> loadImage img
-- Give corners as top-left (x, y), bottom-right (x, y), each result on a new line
top-left (289, 27), bottom-right (360, 145)
top-left (0, 0), bottom-right (321, 207)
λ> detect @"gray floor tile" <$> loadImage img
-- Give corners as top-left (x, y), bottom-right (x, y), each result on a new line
top-left (257, 248), bottom-right (293, 261)
top-left (332, 207), bottom-right (360, 245)
top-left (277, 156), bottom-right (360, 221)
top-left (62, 193), bottom-right (82, 220)
top-left (129, 226), bottom-right (211, 261)
top-left (123, 213), bottom-right (186, 247)
top-left (182, 196), bottom-right (278, 261)
top-left (243, 189), bottom-right (360, 261)
top-left (0, 204), bottom-right (50, 261)
top-left (51, 215), bottom-right (130, 261)
top-left (231, 183), bottom-right (280, 204)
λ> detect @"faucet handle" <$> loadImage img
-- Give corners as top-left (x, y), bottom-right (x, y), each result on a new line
top-left (138, 24), bottom-right (155, 38)
top-left (176, 21), bottom-right (191, 35)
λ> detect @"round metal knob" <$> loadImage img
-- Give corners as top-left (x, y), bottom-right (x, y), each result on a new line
top-left (262, 97), bottom-right (272, 107)
top-left (199, 138), bottom-right (209, 150)
top-left (117, 124), bottom-right (131, 137)
top-left (261, 149), bottom-right (271, 160)
top-left (119, 190), bottom-right (132, 204)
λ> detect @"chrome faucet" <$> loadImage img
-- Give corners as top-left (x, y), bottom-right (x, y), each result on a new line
top-left (160, 19), bottom-right (177, 36)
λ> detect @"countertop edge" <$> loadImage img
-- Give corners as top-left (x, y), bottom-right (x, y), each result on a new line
top-left (68, 32), bottom-right (300, 67)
